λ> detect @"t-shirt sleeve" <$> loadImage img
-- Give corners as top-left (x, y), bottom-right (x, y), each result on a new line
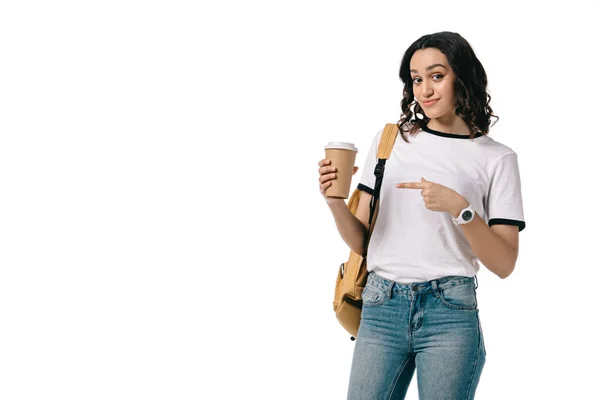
top-left (485, 153), bottom-right (526, 232)
top-left (357, 128), bottom-right (384, 195)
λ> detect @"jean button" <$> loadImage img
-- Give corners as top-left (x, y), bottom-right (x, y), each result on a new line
top-left (412, 286), bottom-right (418, 292)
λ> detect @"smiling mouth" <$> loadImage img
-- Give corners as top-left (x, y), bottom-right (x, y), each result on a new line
top-left (423, 99), bottom-right (439, 106)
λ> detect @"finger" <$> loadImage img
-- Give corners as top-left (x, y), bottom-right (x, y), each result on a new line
top-left (319, 165), bottom-right (336, 176)
top-left (319, 173), bottom-right (337, 183)
top-left (318, 159), bottom-right (331, 167)
top-left (396, 182), bottom-right (424, 189)
top-left (320, 181), bottom-right (333, 192)
top-left (352, 166), bottom-right (359, 175)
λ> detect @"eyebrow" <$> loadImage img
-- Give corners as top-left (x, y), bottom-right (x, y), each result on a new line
top-left (410, 63), bottom-right (448, 73)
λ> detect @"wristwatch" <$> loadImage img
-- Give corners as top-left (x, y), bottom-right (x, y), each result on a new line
top-left (453, 203), bottom-right (475, 225)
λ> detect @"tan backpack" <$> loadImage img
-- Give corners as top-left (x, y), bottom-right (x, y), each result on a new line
top-left (333, 123), bottom-right (399, 340)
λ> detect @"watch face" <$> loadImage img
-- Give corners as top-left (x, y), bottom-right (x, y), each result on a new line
top-left (462, 210), bottom-right (473, 221)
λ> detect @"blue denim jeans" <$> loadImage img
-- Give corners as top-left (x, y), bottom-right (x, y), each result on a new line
top-left (347, 272), bottom-right (486, 400)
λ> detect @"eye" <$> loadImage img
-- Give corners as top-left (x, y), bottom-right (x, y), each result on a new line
top-left (412, 74), bottom-right (443, 84)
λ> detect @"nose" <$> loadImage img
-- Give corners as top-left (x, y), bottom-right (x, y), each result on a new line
top-left (421, 81), bottom-right (434, 98)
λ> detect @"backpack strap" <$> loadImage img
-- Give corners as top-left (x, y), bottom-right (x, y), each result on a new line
top-left (377, 123), bottom-right (399, 160)
top-left (362, 123), bottom-right (399, 257)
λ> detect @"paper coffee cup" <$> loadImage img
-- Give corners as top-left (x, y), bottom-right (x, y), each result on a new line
top-left (324, 142), bottom-right (358, 199)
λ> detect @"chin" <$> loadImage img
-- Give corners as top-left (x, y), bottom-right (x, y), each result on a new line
top-left (423, 108), bottom-right (450, 120)
top-left (423, 112), bottom-right (442, 119)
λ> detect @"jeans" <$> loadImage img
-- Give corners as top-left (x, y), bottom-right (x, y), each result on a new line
top-left (347, 272), bottom-right (486, 400)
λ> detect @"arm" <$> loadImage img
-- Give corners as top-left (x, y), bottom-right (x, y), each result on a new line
top-left (396, 177), bottom-right (521, 280)
top-left (327, 191), bottom-right (372, 255)
top-left (450, 200), bottom-right (519, 279)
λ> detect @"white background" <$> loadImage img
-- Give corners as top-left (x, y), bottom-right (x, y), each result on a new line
top-left (1, 0), bottom-right (598, 399)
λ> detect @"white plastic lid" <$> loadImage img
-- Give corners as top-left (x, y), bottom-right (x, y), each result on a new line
top-left (324, 142), bottom-right (358, 152)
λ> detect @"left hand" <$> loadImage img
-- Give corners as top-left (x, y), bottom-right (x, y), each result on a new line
top-left (396, 177), bottom-right (468, 217)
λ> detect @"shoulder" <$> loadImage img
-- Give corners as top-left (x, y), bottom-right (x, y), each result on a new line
top-left (476, 134), bottom-right (519, 164)
top-left (366, 124), bottom-right (396, 151)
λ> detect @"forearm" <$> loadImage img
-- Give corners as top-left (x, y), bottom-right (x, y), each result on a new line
top-left (394, 178), bottom-right (519, 278)
top-left (327, 199), bottom-right (368, 255)
top-left (456, 211), bottom-right (517, 279)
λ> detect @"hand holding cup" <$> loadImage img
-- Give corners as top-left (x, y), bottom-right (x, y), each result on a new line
top-left (320, 142), bottom-right (358, 200)
top-left (318, 155), bottom-right (359, 204)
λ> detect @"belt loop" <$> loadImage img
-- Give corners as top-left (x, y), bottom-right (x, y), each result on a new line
top-left (431, 279), bottom-right (439, 298)
top-left (387, 281), bottom-right (394, 299)
top-left (474, 274), bottom-right (478, 289)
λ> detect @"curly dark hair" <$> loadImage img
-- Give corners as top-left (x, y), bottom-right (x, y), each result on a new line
top-left (397, 31), bottom-right (499, 142)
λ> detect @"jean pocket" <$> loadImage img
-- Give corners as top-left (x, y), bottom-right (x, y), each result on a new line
top-left (361, 281), bottom-right (387, 307)
top-left (438, 283), bottom-right (478, 310)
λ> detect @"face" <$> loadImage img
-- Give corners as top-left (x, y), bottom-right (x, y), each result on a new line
top-left (409, 48), bottom-right (457, 120)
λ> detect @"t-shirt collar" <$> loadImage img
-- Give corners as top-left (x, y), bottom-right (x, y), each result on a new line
top-left (422, 124), bottom-right (484, 139)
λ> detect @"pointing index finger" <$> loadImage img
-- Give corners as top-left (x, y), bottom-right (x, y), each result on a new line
top-left (396, 182), bottom-right (423, 189)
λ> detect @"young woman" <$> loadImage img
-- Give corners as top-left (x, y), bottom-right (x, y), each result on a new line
top-left (317, 32), bottom-right (525, 399)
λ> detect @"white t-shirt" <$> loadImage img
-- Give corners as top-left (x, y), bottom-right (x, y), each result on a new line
top-left (358, 124), bottom-right (526, 283)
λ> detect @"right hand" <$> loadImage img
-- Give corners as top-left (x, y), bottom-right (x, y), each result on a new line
top-left (318, 158), bottom-right (359, 201)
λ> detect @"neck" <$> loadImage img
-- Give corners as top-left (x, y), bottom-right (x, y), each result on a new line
top-left (427, 114), bottom-right (471, 136)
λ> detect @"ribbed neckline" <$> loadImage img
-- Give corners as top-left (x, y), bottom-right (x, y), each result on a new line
top-left (422, 124), bottom-right (484, 139)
